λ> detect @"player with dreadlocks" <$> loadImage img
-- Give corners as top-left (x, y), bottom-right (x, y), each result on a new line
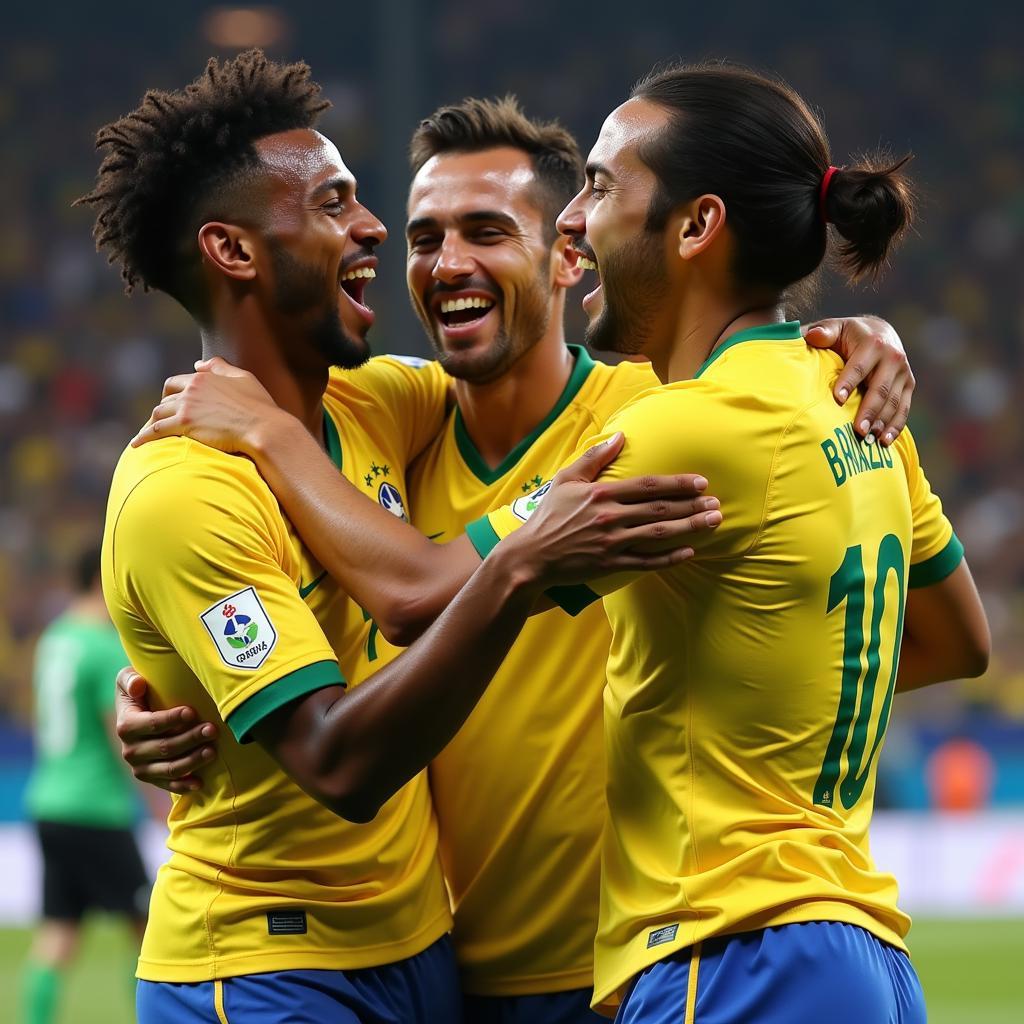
top-left (85, 50), bottom-right (716, 1023)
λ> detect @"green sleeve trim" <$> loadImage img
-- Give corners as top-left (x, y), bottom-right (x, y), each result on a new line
top-left (227, 660), bottom-right (345, 743)
top-left (466, 516), bottom-right (502, 559)
top-left (908, 533), bottom-right (964, 589)
top-left (547, 583), bottom-right (601, 616)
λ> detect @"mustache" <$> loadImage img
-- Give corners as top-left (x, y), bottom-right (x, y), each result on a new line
top-left (424, 278), bottom-right (501, 304)
top-left (340, 246), bottom-right (377, 273)
top-left (571, 237), bottom-right (597, 263)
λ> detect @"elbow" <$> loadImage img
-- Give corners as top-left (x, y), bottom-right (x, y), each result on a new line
top-left (962, 633), bottom-right (991, 680)
top-left (373, 595), bottom-right (436, 648)
top-left (310, 762), bottom-right (387, 824)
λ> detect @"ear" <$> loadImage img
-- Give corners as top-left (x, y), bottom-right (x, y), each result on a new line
top-left (197, 222), bottom-right (258, 282)
top-left (677, 195), bottom-right (726, 262)
top-left (550, 234), bottom-right (584, 290)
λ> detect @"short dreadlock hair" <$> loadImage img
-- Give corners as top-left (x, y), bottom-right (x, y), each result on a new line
top-left (409, 96), bottom-right (583, 242)
top-left (76, 49), bottom-right (329, 317)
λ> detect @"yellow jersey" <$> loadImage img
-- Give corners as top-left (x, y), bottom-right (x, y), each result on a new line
top-left (103, 357), bottom-right (451, 982)
top-left (470, 323), bottom-right (963, 1011)
top-left (404, 346), bottom-right (658, 995)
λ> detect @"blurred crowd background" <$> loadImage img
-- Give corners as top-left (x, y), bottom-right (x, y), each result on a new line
top-left (1, 0), bottom-right (1022, 814)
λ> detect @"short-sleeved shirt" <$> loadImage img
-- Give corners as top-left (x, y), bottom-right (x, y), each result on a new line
top-left (103, 358), bottom-right (452, 983)
top-left (469, 323), bottom-right (963, 1011)
top-left (400, 347), bottom-right (658, 996)
top-left (25, 614), bottom-right (138, 828)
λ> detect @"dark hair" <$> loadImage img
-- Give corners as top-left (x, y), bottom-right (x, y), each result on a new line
top-left (410, 96), bottom-right (583, 242)
top-left (631, 62), bottom-right (915, 289)
top-left (75, 49), bottom-right (329, 316)
top-left (74, 545), bottom-right (103, 593)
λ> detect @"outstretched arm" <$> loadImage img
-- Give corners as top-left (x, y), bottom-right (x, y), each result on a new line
top-left (132, 360), bottom-right (713, 645)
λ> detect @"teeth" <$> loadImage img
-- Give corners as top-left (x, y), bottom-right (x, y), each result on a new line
top-left (577, 257), bottom-right (598, 271)
top-left (342, 267), bottom-right (376, 281)
top-left (439, 296), bottom-right (495, 314)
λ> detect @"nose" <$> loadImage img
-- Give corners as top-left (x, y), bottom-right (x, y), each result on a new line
top-left (556, 190), bottom-right (587, 238)
top-left (353, 203), bottom-right (388, 247)
top-left (432, 233), bottom-right (474, 283)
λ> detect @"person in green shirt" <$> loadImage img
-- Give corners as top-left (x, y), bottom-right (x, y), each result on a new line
top-left (21, 545), bottom-right (151, 1024)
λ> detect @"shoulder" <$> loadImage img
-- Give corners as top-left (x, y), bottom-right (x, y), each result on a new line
top-left (108, 440), bottom-right (280, 547)
top-left (334, 355), bottom-right (448, 402)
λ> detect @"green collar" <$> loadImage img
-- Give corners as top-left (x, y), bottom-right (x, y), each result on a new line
top-left (695, 320), bottom-right (802, 378)
top-left (455, 344), bottom-right (596, 485)
top-left (323, 407), bottom-right (343, 470)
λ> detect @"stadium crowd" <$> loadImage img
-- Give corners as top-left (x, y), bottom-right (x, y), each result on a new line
top-left (1, 6), bottom-right (1022, 796)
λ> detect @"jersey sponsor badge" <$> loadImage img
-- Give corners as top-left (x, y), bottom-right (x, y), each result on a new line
top-left (511, 479), bottom-right (553, 521)
top-left (647, 923), bottom-right (679, 948)
top-left (200, 587), bottom-right (277, 670)
top-left (378, 481), bottom-right (408, 521)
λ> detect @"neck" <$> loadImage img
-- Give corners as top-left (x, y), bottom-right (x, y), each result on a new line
top-left (200, 296), bottom-right (329, 441)
top-left (652, 290), bottom-right (786, 384)
top-left (453, 331), bottom-right (575, 470)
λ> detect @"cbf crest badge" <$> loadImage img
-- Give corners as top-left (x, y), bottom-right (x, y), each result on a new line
top-left (378, 482), bottom-right (408, 521)
top-left (511, 479), bottom-right (553, 521)
top-left (200, 587), bottom-right (277, 670)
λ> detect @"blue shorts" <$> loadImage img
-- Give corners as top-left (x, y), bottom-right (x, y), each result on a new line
top-left (136, 935), bottom-right (460, 1023)
top-left (614, 921), bottom-right (926, 1024)
top-left (464, 988), bottom-right (604, 1024)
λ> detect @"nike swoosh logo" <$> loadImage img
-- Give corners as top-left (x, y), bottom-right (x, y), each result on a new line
top-left (427, 532), bottom-right (444, 540)
top-left (299, 570), bottom-right (328, 599)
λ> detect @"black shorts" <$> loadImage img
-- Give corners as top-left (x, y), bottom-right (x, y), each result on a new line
top-left (35, 820), bottom-right (150, 922)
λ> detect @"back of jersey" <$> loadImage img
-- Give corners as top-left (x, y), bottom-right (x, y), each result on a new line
top-left (25, 614), bottom-right (137, 828)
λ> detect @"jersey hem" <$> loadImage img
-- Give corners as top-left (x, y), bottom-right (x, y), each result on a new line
top-left (226, 659), bottom-right (345, 742)
top-left (136, 907), bottom-right (453, 982)
top-left (592, 901), bottom-right (908, 1012)
top-left (908, 533), bottom-right (964, 588)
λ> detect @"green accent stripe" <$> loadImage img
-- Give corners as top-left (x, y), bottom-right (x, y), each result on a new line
top-left (323, 408), bottom-right (343, 470)
top-left (227, 660), bottom-right (345, 743)
top-left (466, 516), bottom-right (502, 560)
top-left (909, 534), bottom-right (964, 589)
top-left (299, 571), bottom-right (327, 600)
top-left (547, 583), bottom-right (601, 616)
top-left (455, 345), bottom-right (596, 484)
top-left (695, 320), bottom-right (802, 378)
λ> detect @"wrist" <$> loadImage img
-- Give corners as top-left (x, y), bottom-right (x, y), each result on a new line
top-left (483, 535), bottom-right (547, 602)
top-left (248, 408), bottom-right (297, 462)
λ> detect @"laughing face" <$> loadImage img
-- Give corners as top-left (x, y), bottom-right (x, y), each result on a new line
top-left (254, 129), bottom-right (386, 370)
top-left (557, 100), bottom-right (675, 359)
top-left (405, 147), bottom-right (557, 384)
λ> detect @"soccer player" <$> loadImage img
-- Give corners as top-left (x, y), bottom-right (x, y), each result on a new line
top-left (466, 65), bottom-right (990, 1021)
top-left (20, 545), bottom-right (150, 1024)
top-left (83, 50), bottom-right (708, 1024)
top-left (115, 94), bottom-right (920, 1024)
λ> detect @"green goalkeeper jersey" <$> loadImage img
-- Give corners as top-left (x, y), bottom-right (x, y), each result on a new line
top-left (24, 612), bottom-right (138, 827)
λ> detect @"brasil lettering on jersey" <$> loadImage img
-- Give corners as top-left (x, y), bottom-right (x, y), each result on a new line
top-left (820, 423), bottom-right (894, 488)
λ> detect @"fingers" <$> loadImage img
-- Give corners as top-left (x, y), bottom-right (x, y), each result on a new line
top-left (562, 432), bottom-right (625, 482)
top-left (595, 472), bottom-right (709, 504)
top-left (194, 356), bottom-right (248, 378)
top-left (802, 321), bottom-right (837, 350)
top-left (612, 495), bottom-right (720, 528)
top-left (619, 506), bottom-right (723, 548)
top-left (117, 700), bottom-right (199, 743)
top-left (130, 396), bottom-right (183, 447)
top-left (160, 373), bottom-right (195, 399)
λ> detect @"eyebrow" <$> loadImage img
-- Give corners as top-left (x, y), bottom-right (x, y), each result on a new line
top-left (310, 176), bottom-right (354, 200)
top-left (585, 162), bottom-right (613, 182)
top-left (406, 209), bottom-right (520, 236)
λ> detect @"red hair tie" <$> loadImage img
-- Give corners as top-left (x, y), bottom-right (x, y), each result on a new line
top-left (819, 165), bottom-right (839, 223)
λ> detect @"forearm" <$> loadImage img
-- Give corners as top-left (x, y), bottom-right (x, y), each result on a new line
top-left (302, 543), bottom-right (539, 820)
top-left (251, 412), bottom-right (479, 641)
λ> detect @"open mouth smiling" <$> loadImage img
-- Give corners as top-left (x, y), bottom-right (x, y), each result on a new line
top-left (339, 263), bottom-right (376, 323)
top-left (431, 291), bottom-right (499, 334)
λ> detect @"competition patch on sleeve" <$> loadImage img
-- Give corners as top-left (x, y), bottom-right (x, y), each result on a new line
top-left (511, 479), bottom-right (553, 521)
top-left (385, 354), bottom-right (432, 368)
top-left (200, 587), bottom-right (278, 670)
